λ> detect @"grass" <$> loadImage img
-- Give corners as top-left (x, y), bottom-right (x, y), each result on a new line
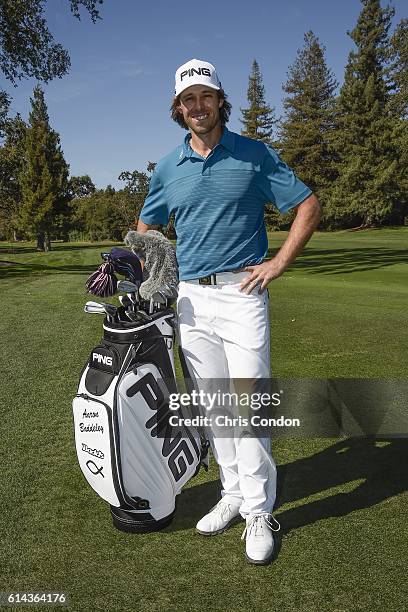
top-left (0, 229), bottom-right (407, 612)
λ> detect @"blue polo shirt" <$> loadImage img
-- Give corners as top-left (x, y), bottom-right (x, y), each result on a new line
top-left (140, 127), bottom-right (312, 280)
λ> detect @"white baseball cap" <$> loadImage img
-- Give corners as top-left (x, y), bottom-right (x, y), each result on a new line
top-left (175, 59), bottom-right (221, 97)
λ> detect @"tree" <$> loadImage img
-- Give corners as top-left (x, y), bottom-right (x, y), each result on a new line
top-left (279, 31), bottom-right (338, 201)
top-left (330, 0), bottom-right (404, 227)
top-left (0, 113), bottom-right (26, 238)
top-left (19, 86), bottom-right (69, 250)
top-left (117, 163), bottom-right (156, 229)
top-left (64, 175), bottom-right (96, 240)
top-left (0, 0), bottom-right (103, 84)
top-left (240, 60), bottom-right (276, 143)
top-left (68, 174), bottom-right (96, 199)
top-left (386, 18), bottom-right (408, 223)
top-left (0, 90), bottom-right (10, 134)
top-left (0, 1), bottom-right (104, 242)
top-left (72, 186), bottom-right (123, 241)
top-left (387, 18), bottom-right (408, 119)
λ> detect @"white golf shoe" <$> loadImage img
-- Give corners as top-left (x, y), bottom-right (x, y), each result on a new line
top-left (196, 500), bottom-right (242, 536)
top-left (241, 514), bottom-right (281, 565)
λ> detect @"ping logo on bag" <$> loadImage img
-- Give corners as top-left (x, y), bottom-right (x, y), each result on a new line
top-left (93, 353), bottom-right (113, 366)
top-left (127, 373), bottom-right (200, 482)
top-left (88, 345), bottom-right (118, 374)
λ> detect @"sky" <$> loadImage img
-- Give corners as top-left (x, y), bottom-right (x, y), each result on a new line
top-left (2, 0), bottom-right (406, 189)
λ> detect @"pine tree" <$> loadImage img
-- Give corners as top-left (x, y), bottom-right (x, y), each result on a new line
top-left (19, 86), bottom-right (69, 250)
top-left (0, 113), bottom-right (27, 239)
top-left (330, 0), bottom-right (403, 227)
top-left (240, 60), bottom-right (276, 143)
top-left (0, 91), bottom-right (11, 136)
top-left (388, 18), bottom-right (408, 119)
top-left (387, 18), bottom-right (408, 223)
top-left (279, 31), bottom-right (338, 199)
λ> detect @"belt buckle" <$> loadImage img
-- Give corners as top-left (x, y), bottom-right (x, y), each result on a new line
top-left (199, 275), bottom-right (213, 285)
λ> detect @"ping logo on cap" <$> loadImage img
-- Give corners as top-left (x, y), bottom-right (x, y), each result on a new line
top-left (180, 67), bottom-right (212, 81)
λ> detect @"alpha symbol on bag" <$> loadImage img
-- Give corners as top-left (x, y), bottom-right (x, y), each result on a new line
top-left (86, 459), bottom-right (104, 478)
top-left (180, 67), bottom-right (211, 81)
top-left (92, 353), bottom-right (113, 366)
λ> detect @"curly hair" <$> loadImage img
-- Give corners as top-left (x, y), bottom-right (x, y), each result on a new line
top-left (170, 89), bottom-right (232, 130)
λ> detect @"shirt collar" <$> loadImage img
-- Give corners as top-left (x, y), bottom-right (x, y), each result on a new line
top-left (177, 127), bottom-right (235, 165)
top-left (219, 127), bottom-right (235, 153)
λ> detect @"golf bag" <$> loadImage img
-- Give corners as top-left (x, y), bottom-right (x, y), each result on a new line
top-left (72, 243), bottom-right (206, 532)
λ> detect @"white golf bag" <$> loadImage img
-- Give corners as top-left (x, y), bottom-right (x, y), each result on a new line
top-left (72, 306), bottom-right (206, 532)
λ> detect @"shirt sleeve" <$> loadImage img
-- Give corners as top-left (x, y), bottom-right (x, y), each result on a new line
top-left (258, 145), bottom-right (312, 213)
top-left (139, 170), bottom-right (169, 225)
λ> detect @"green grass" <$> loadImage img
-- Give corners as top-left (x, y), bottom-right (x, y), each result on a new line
top-left (0, 230), bottom-right (407, 612)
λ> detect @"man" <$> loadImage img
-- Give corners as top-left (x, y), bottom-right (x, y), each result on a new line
top-left (137, 59), bottom-right (321, 564)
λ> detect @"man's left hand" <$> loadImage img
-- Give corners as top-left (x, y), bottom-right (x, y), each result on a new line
top-left (239, 259), bottom-right (287, 295)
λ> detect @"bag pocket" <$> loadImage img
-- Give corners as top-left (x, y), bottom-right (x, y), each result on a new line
top-left (85, 344), bottom-right (122, 396)
top-left (72, 395), bottom-right (124, 507)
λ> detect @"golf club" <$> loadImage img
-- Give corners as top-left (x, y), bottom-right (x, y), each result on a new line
top-left (117, 279), bottom-right (141, 317)
top-left (84, 300), bottom-right (118, 323)
top-left (149, 290), bottom-right (168, 314)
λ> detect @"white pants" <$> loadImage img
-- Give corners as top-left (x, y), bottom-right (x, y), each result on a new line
top-left (177, 272), bottom-right (277, 516)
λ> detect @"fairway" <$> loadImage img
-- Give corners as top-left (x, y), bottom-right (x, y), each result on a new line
top-left (1, 229), bottom-right (407, 612)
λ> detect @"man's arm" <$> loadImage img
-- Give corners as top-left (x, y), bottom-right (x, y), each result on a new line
top-left (240, 193), bottom-right (322, 294)
top-left (136, 219), bottom-right (159, 234)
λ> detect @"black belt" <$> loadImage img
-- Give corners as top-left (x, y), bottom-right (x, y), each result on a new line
top-left (197, 274), bottom-right (217, 285)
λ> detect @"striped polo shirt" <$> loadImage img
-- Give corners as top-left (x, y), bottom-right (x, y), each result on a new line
top-left (140, 127), bottom-right (312, 280)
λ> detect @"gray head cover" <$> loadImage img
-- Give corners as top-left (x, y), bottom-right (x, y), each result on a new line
top-left (124, 230), bottom-right (179, 300)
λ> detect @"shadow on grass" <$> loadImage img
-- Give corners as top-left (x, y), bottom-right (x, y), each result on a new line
top-left (2, 244), bottom-right (407, 279)
top-left (0, 242), bottom-right (122, 255)
top-left (0, 261), bottom-right (96, 278)
top-left (267, 247), bottom-right (408, 275)
top-left (275, 437), bottom-right (408, 532)
top-left (170, 438), bottom-right (408, 536)
top-left (0, 243), bottom-right (124, 279)
top-left (169, 478), bottom-right (221, 533)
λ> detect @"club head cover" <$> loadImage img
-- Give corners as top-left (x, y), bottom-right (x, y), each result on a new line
top-left (109, 247), bottom-right (143, 285)
top-left (85, 260), bottom-right (118, 297)
top-left (124, 230), bottom-right (179, 300)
